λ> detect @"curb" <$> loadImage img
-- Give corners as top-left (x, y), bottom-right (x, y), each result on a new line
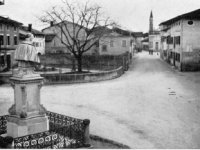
top-left (90, 134), bottom-right (130, 149)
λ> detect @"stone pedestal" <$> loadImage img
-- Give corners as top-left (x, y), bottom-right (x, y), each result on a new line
top-left (7, 66), bottom-right (49, 138)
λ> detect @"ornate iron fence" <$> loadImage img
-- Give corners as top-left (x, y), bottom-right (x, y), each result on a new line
top-left (0, 115), bottom-right (8, 135)
top-left (14, 131), bottom-right (60, 149)
top-left (46, 111), bottom-right (86, 148)
top-left (12, 111), bottom-right (90, 149)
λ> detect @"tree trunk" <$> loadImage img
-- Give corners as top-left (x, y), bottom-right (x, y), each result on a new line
top-left (77, 55), bottom-right (82, 72)
top-left (71, 57), bottom-right (76, 72)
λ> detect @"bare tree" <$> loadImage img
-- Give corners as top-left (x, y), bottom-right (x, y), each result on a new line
top-left (40, 0), bottom-right (115, 72)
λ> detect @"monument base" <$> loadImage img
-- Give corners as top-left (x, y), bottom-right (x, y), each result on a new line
top-left (7, 116), bottom-right (49, 138)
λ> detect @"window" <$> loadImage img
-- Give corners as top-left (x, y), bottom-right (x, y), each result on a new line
top-left (188, 20), bottom-right (193, 25)
top-left (174, 36), bottom-right (180, 45)
top-left (155, 42), bottom-right (159, 50)
top-left (95, 40), bottom-right (99, 47)
top-left (102, 45), bottom-right (107, 52)
top-left (122, 40), bottom-right (126, 47)
top-left (33, 42), bottom-right (39, 47)
top-left (175, 53), bottom-right (180, 62)
top-left (0, 24), bottom-right (3, 31)
top-left (0, 35), bottom-right (4, 45)
top-left (6, 25), bottom-right (9, 30)
top-left (167, 36), bottom-right (173, 44)
top-left (7, 35), bottom-right (10, 45)
top-left (14, 36), bottom-right (18, 45)
top-left (110, 40), bottom-right (114, 47)
top-left (14, 26), bottom-right (17, 31)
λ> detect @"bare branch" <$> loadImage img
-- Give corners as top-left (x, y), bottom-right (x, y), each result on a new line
top-left (39, 0), bottom-right (117, 71)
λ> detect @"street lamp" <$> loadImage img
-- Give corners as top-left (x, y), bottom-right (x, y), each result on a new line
top-left (0, 0), bottom-right (4, 5)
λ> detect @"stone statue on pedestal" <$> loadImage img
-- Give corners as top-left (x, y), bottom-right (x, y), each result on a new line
top-left (7, 33), bottom-right (49, 138)
top-left (13, 33), bottom-right (40, 78)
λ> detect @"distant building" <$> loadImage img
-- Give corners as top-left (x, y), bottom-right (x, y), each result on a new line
top-left (149, 11), bottom-right (161, 52)
top-left (42, 22), bottom-right (134, 57)
top-left (132, 32), bottom-right (144, 52)
top-left (19, 24), bottom-right (45, 55)
top-left (42, 21), bottom-right (86, 54)
top-left (93, 27), bottom-right (134, 56)
top-left (0, 16), bottom-right (22, 71)
top-left (159, 9), bottom-right (200, 71)
top-left (141, 33), bottom-right (149, 51)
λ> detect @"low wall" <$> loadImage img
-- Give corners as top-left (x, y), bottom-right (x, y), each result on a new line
top-left (41, 66), bottom-right (124, 85)
top-left (0, 67), bottom-right (124, 85)
top-left (0, 74), bottom-right (11, 84)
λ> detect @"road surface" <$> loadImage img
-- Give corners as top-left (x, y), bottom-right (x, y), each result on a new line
top-left (1, 51), bottom-right (200, 148)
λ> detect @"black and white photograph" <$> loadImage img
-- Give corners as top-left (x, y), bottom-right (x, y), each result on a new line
top-left (0, 0), bottom-right (200, 149)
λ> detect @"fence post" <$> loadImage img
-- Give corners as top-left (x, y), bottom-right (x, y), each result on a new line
top-left (83, 119), bottom-right (91, 147)
top-left (114, 56), bottom-right (116, 69)
top-left (59, 68), bottom-right (62, 82)
top-left (122, 56), bottom-right (125, 71)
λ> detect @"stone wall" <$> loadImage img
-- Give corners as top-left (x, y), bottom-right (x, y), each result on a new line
top-left (41, 66), bottom-right (124, 85)
top-left (0, 67), bottom-right (124, 85)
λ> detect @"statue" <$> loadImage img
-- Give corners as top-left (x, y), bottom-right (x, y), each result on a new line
top-left (14, 33), bottom-right (40, 77)
top-left (15, 33), bottom-right (40, 65)
top-left (8, 34), bottom-right (48, 138)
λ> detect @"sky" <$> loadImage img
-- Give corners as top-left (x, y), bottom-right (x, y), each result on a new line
top-left (0, 0), bottom-right (200, 32)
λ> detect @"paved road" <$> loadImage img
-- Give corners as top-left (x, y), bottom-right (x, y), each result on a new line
top-left (1, 51), bottom-right (200, 148)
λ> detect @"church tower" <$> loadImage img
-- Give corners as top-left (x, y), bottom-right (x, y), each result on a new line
top-left (149, 10), bottom-right (153, 34)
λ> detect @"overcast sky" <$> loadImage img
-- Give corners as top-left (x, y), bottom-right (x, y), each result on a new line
top-left (0, 0), bottom-right (200, 32)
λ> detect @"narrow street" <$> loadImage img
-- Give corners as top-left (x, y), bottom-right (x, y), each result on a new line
top-left (1, 51), bottom-right (200, 148)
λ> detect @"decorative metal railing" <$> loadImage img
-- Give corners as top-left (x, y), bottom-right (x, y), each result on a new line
top-left (0, 115), bottom-right (8, 135)
top-left (14, 131), bottom-right (60, 149)
top-left (15, 111), bottom-right (90, 149)
top-left (46, 111), bottom-right (87, 148)
top-left (0, 112), bottom-right (90, 149)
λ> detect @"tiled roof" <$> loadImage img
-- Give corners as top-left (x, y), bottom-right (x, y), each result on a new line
top-left (113, 27), bottom-right (131, 36)
top-left (42, 21), bottom-right (86, 31)
top-left (132, 32), bottom-right (144, 37)
top-left (160, 9), bottom-right (200, 26)
top-left (20, 26), bottom-right (44, 35)
top-left (0, 16), bottom-right (22, 26)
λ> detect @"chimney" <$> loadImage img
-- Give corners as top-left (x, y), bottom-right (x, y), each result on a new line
top-left (28, 24), bottom-right (32, 32)
top-left (50, 21), bottom-right (54, 27)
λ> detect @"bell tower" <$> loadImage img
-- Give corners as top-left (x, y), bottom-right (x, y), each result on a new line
top-left (149, 10), bottom-right (153, 34)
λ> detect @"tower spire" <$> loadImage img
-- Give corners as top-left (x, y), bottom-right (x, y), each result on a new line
top-left (149, 10), bottom-right (153, 34)
top-left (150, 10), bottom-right (153, 18)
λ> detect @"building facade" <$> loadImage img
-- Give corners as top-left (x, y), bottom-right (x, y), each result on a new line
top-left (96, 31), bottom-right (134, 56)
top-left (132, 32), bottom-right (144, 52)
top-left (0, 16), bottom-right (22, 71)
top-left (42, 21), bottom-right (86, 54)
top-left (159, 9), bottom-right (200, 71)
top-left (42, 22), bottom-right (134, 57)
